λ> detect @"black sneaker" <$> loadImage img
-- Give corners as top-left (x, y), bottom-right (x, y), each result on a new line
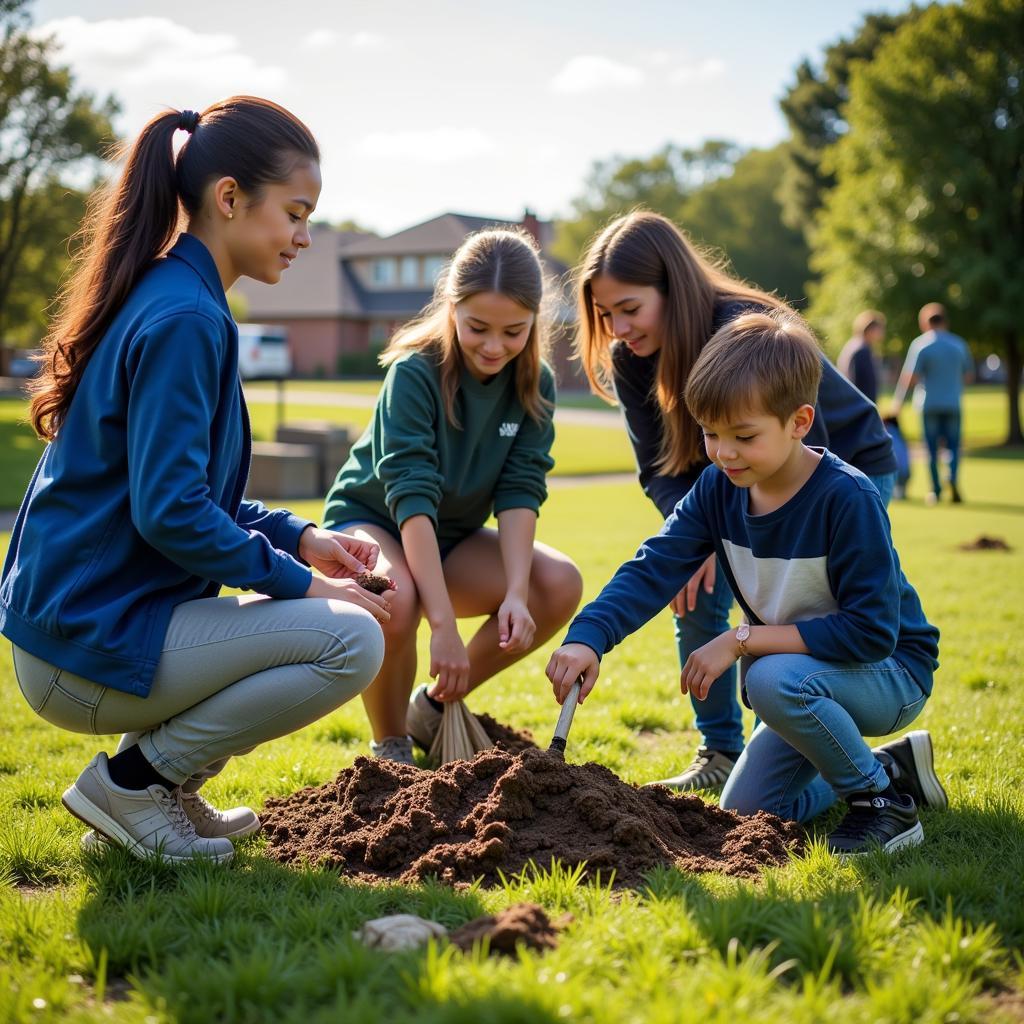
top-left (873, 730), bottom-right (948, 810)
top-left (827, 791), bottom-right (923, 857)
top-left (950, 482), bottom-right (963, 503)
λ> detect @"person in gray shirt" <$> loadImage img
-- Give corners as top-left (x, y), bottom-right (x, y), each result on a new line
top-left (894, 303), bottom-right (974, 504)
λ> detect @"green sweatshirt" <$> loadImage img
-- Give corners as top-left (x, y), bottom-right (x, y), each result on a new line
top-left (323, 352), bottom-right (556, 547)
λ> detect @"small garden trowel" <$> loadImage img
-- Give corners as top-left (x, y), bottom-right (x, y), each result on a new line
top-left (549, 677), bottom-right (582, 757)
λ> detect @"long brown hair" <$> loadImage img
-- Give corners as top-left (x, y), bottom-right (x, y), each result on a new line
top-left (29, 96), bottom-right (319, 440)
top-left (574, 210), bottom-right (788, 474)
top-left (381, 228), bottom-right (551, 427)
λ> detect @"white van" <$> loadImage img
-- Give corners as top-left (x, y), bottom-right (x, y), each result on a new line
top-left (237, 324), bottom-right (292, 379)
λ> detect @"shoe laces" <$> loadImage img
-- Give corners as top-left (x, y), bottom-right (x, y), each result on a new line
top-left (374, 736), bottom-right (413, 761)
top-left (155, 788), bottom-right (197, 839)
top-left (180, 791), bottom-right (219, 822)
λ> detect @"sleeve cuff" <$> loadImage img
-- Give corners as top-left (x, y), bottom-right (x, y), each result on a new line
top-left (279, 513), bottom-right (316, 560)
top-left (267, 555), bottom-right (314, 600)
top-left (563, 621), bottom-right (609, 659)
top-left (493, 492), bottom-right (543, 516)
top-left (393, 494), bottom-right (438, 529)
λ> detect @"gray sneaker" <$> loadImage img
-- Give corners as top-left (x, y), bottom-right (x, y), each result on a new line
top-left (406, 684), bottom-right (444, 751)
top-left (645, 747), bottom-right (739, 792)
top-left (63, 752), bottom-right (234, 864)
top-left (81, 789), bottom-right (259, 852)
top-left (369, 735), bottom-right (417, 765)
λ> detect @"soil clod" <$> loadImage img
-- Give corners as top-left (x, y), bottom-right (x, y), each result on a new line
top-left (958, 535), bottom-right (1011, 551)
top-left (449, 902), bottom-right (569, 955)
top-left (260, 747), bottom-right (801, 887)
top-left (355, 571), bottom-right (397, 594)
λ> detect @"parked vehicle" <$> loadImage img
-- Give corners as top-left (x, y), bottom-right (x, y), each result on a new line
top-left (237, 324), bottom-right (292, 379)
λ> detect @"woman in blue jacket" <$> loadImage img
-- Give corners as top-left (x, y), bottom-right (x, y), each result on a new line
top-left (574, 211), bottom-right (898, 793)
top-left (0, 97), bottom-right (390, 863)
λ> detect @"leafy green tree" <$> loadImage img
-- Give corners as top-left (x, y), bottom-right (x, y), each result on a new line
top-left (551, 141), bottom-right (741, 266)
top-left (778, 9), bottom-right (916, 244)
top-left (810, 0), bottom-right (1023, 444)
top-left (682, 144), bottom-right (810, 306)
top-left (0, 0), bottom-right (117, 343)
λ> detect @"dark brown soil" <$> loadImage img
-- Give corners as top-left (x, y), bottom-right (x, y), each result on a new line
top-left (449, 902), bottom-right (568, 955)
top-left (958, 535), bottom-right (1012, 551)
top-left (476, 714), bottom-right (537, 753)
top-left (356, 571), bottom-right (397, 594)
top-left (260, 747), bottom-right (802, 888)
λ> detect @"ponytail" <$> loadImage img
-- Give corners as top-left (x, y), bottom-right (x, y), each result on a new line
top-left (29, 96), bottom-right (318, 440)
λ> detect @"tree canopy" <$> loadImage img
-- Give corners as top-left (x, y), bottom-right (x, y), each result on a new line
top-left (809, 0), bottom-right (1023, 443)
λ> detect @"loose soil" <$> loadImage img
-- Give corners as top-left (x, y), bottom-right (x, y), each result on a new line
top-left (448, 902), bottom-right (568, 955)
top-left (261, 747), bottom-right (802, 888)
top-left (476, 714), bottom-right (537, 753)
top-left (958, 535), bottom-right (1012, 551)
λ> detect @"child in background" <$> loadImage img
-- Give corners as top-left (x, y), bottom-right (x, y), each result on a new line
top-left (323, 229), bottom-right (583, 764)
top-left (573, 211), bottom-right (898, 793)
top-left (548, 311), bottom-right (946, 856)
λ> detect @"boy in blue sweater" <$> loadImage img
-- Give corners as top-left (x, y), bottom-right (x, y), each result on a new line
top-left (547, 311), bottom-right (945, 856)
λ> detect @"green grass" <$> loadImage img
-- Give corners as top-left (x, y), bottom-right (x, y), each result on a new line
top-left (1, 444), bottom-right (1023, 1020)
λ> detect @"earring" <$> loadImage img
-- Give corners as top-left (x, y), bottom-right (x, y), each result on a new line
top-left (228, 213), bottom-right (234, 220)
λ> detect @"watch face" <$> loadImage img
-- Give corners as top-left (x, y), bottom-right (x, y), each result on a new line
top-left (737, 623), bottom-right (750, 641)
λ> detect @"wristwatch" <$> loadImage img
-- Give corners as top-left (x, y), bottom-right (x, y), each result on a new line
top-left (735, 622), bottom-right (750, 658)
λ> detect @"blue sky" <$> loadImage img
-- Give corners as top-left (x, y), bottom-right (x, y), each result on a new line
top-left (31, 0), bottom-right (913, 235)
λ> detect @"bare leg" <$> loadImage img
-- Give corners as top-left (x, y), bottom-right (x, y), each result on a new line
top-left (341, 526), bottom-right (422, 741)
top-left (442, 529), bottom-right (583, 692)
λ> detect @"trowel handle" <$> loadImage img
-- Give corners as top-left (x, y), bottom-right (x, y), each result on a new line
top-left (550, 677), bottom-right (583, 752)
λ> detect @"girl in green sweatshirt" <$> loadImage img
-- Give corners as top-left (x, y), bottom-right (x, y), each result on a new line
top-left (323, 229), bottom-right (583, 763)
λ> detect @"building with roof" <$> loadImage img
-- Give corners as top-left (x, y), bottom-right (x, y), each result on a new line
top-left (230, 210), bottom-right (579, 383)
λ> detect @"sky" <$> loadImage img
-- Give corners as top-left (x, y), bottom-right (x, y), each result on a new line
top-left (30, 0), bottom-right (913, 236)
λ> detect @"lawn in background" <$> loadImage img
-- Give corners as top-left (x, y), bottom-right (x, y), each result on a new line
top-left (1, 445), bottom-right (1022, 1021)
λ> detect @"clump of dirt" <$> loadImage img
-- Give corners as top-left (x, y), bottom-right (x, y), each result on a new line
top-left (356, 571), bottom-right (397, 594)
top-left (260, 747), bottom-right (801, 888)
top-left (449, 902), bottom-right (569, 955)
top-left (476, 714), bottom-right (537, 753)
top-left (958, 535), bottom-right (1011, 552)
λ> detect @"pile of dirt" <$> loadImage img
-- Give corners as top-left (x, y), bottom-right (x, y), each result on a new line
top-left (260, 747), bottom-right (802, 888)
top-left (476, 714), bottom-right (537, 753)
top-left (958, 535), bottom-right (1011, 551)
top-left (449, 902), bottom-right (568, 955)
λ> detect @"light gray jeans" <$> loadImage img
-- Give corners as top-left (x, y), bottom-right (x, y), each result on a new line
top-left (12, 594), bottom-right (385, 786)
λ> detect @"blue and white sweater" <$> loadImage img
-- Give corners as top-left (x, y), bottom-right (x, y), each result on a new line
top-left (564, 450), bottom-right (939, 694)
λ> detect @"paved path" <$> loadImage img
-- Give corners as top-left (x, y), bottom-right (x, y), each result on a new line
top-left (243, 385), bottom-right (623, 428)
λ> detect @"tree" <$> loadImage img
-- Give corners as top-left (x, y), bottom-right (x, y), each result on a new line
top-left (0, 0), bottom-right (117, 342)
top-left (554, 141), bottom-right (810, 308)
top-left (681, 144), bottom-right (810, 307)
top-left (551, 141), bottom-right (741, 266)
top-left (778, 9), bottom-right (917, 245)
top-left (809, 0), bottom-right (1024, 445)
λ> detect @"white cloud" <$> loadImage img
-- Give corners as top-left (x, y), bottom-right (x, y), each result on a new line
top-left (668, 58), bottom-right (726, 85)
top-left (32, 17), bottom-right (287, 130)
top-left (355, 127), bottom-right (496, 163)
top-left (550, 55), bottom-right (645, 95)
top-left (351, 31), bottom-right (388, 51)
top-left (303, 28), bottom-right (340, 49)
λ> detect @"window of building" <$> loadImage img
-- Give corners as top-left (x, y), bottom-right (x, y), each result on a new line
top-left (372, 258), bottom-right (396, 285)
top-left (399, 256), bottom-right (419, 286)
top-left (369, 321), bottom-right (390, 349)
top-left (424, 255), bottom-right (447, 283)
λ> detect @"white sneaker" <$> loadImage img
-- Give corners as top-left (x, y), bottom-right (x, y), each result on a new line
top-left (369, 735), bottom-right (417, 765)
top-left (406, 684), bottom-right (444, 751)
top-left (63, 752), bottom-right (234, 864)
top-left (81, 789), bottom-right (260, 851)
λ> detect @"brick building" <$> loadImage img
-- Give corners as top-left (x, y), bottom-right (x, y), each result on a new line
top-left (230, 210), bottom-right (581, 385)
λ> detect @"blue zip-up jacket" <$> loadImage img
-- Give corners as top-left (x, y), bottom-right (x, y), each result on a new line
top-left (0, 234), bottom-right (314, 697)
top-left (612, 299), bottom-right (898, 519)
top-left (565, 450), bottom-right (939, 696)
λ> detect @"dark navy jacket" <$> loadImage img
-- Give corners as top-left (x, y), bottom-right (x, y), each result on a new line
top-left (0, 235), bottom-right (313, 697)
top-left (611, 300), bottom-right (898, 519)
top-left (566, 450), bottom-right (939, 694)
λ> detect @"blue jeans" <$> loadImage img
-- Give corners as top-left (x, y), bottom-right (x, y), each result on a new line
top-left (676, 471), bottom-right (895, 753)
top-left (922, 411), bottom-right (962, 494)
top-left (719, 654), bottom-right (928, 822)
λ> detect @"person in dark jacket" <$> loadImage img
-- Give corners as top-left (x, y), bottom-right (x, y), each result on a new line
top-left (573, 210), bottom-right (898, 792)
top-left (838, 310), bottom-right (886, 403)
top-left (1, 98), bottom-right (390, 863)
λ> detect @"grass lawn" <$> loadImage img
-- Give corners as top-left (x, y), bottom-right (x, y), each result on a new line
top-left (1, 443), bottom-right (1023, 1021)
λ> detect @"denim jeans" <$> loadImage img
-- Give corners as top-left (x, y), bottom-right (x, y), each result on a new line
top-left (922, 411), bottom-right (962, 494)
top-left (13, 594), bottom-right (384, 785)
top-left (676, 471), bottom-right (896, 754)
top-left (719, 653), bottom-right (928, 822)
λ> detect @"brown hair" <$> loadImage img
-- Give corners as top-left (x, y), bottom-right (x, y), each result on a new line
top-left (29, 96), bottom-right (319, 440)
top-left (685, 310), bottom-right (822, 427)
top-left (574, 210), bottom-right (787, 474)
top-left (918, 302), bottom-right (946, 333)
top-left (381, 228), bottom-right (551, 427)
top-left (853, 309), bottom-right (886, 336)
